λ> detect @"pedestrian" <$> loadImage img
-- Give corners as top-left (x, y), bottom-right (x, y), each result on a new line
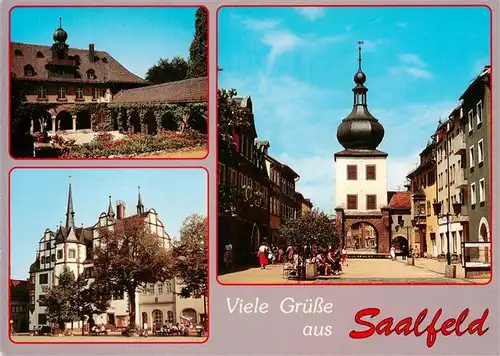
top-left (143, 321), bottom-right (148, 337)
top-left (341, 246), bottom-right (348, 266)
top-left (390, 245), bottom-right (396, 261)
top-left (224, 242), bottom-right (232, 269)
top-left (258, 242), bottom-right (269, 269)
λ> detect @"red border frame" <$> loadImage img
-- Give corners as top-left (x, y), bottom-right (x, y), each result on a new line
top-left (8, 166), bottom-right (210, 344)
top-left (215, 4), bottom-right (493, 287)
top-left (8, 4), bottom-right (210, 161)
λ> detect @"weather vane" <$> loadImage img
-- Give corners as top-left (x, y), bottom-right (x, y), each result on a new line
top-left (357, 40), bottom-right (364, 70)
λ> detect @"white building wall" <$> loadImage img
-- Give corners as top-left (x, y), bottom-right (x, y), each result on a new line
top-left (335, 156), bottom-right (388, 210)
top-left (437, 218), bottom-right (464, 255)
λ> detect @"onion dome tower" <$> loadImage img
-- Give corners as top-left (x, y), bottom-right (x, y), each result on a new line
top-left (51, 17), bottom-right (69, 59)
top-left (336, 42), bottom-right (385, 151)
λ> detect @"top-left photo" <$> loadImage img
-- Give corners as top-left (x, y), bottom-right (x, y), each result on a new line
top-left (9, 6), bottom-right (208, 160)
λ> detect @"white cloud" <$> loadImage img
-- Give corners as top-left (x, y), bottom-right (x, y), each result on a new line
top-left (345, 25), bottom-right (353, 31)
top-left (395, 21), bottom-right (408, 28)
top-left (261, 30), bottom-right (305, 68)
top-left (243, 18), bottom-right (280, 31)
top-left (398, 53), bottom-right (425, 67)
top-left (295, 8), bottom-right (326, 21)
top-left (389, 53), bottom-right (432, 79)
top-left (362, 39), bottom-right (389, 52)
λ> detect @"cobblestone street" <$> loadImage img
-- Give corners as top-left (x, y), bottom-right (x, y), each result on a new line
top-left (218, 258), bottom-right (489, 285)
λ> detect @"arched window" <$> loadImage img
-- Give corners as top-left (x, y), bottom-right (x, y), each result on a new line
top-left (87, 69), bottom-right (96, 80)
top-left (152, 310), bottom-right (163, 325)
top-left (182, 308), bottom-right (197, 325)
top-left (167, 311), bottom-right (174, 323)
top-left (24, 65), bottom-right (35, 76)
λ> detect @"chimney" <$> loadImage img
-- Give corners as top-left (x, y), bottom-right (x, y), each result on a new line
top-left (89, 44), bottom-right (95, 62)
top-left (116, 201), bottom-right (126, 219)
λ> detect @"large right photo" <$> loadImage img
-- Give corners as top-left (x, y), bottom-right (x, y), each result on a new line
top-left (217, 6), bottom-right (492, 285)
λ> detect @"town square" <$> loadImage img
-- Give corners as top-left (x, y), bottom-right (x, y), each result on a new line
top-left (217, 6), bottom-right (491, 284)
top-left (10, 7), bottom-right (207, 159)
top-left (9, 169), bottom-right (208, 342)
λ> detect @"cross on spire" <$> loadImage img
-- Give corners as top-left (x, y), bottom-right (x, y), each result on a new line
top-left (357, 40), bottom-right (364, 70)
top-left (59, 17), bottom-right (62, 28)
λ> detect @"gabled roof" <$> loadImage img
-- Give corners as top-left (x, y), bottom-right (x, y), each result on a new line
top-left (11, 42), bottom-right (146, 84)
top-left (388, 191), bottom-right (411, 210)
top-left (112, 77), bottom-right (208, 104)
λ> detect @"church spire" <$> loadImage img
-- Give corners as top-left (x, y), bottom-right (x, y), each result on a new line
top-left (65, 175), bottom-right (75, 229)
top-left (137, 186), bottom-right (144, 214)
top-left (107, 195), bottom-right (115, 218)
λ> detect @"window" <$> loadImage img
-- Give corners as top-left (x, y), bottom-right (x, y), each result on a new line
top-left (76, 87), bottom-right (84, 100)
top-left (469, 146), bottom-right (475, 168)
top-left (478, 139), bottom-right (484, 163)
top-left (157, 283), bottom-right (163, 295)
top-left (36, 51), bottom-right (44, 58)
top-left (102, 57), bottom-right (108, 63)
top-left (57, 250), bottom-right (63, 259)
top-left (167, 311), bottom-right (175, 323)
top-left (24, 65), bottom-right (35, 76)
top-left (347, 195), bottom-right (358, 210)
top-left (87, 69), bottom-right (96, 79)
top-left (452, 232), bottom-right (457, 253)
top-left (440, 234), bottom-right (445, 253)
top-left (58, 87), bottom-right (66, 100)
top-left (68, 249), bottom-right (76, 258)
top-left (347, 165), bottom-right (357, 180)
top-left (38, 295), bottom-right (46, 306)
top-left (470, 183), bottom-right (476, 206)
top-left (41, 256), bottom-right (45, 264)
top-left (147, 283), bottom-right (155, 295)
top-left (92, 88), bottom-right (100, 100)
top-left (165, 281), bottom-right (172, 294)
top-left (39, 273), bottom-right (48, 285)
top-left (468, 109), bottom-right (474, 133)
top-left (37, 86), bottom-right (47, 100)
top-left (230, 169), bottom-right (237, 186)
top-left (14, 49), bottom-right (23, 56)
top-left (479, 178), bottom-right (485, 202)
top-left (38, 313), bottom-right (47, 325)
top-left (366, 195), bottom-right (377, 210)
top-left (366, 165), bottom-right (376, 180)
top-left (476, 100), bottom-right (483, 126)
top-left (152, 310), bottom-right (163, 325)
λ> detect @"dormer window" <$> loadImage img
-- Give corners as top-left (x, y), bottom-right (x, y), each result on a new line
top-left (102, 57), bottom-right (108, 63)
top-left (36, 51), bottom-right (44, 58)
top-left (24, 65), bottom-right (35, 76)
top-left (14, 49), bottom-right (23, 56)
top-left (87, 69), bottom-right (96, 80)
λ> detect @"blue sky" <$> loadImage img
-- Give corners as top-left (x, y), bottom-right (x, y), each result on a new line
top-left (10, 168), bottom-right (207, 280)
top-left (10, 6), bottom-right (198, 78)
top-left (218, 6), bottom-right (490, 213)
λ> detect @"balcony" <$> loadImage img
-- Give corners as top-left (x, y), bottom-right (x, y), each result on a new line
top-left (454, 169), bottom-right (467, 188)
top-left (454, 140), bottom-right (466, 156)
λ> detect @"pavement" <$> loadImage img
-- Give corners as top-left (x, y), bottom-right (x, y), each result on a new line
top-left (10, 334), bottom-right (206, 343)
top-left (218, 258), bottom-right (489, 285)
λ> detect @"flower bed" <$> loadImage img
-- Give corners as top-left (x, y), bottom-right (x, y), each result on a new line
top-left (59, 131), bottom-right (206, 158)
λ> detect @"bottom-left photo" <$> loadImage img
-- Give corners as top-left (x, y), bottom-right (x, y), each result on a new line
top-left (8, 167), bottom-right (208, 343)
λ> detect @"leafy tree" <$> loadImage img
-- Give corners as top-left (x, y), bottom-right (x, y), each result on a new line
top-left (173, 214), bottom-right (207, 299)
top-left (93, 216), bottom-right (174, 331)
top-left (145, 56), bottom-right (189, 84)
top-left (10, 74), bottom-right (34, 158)
top-left (73, 277), bottom-right (111, 335)
top-left (280, 209), bottom-right (339, 250)
top-left (186, 7), bottom-right (208, 78)
top-left (42, 266), bottom-right (79, 331)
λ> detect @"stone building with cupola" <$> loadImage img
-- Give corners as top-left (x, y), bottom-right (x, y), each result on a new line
top-left (27, 180), bottom-right (206, 332)
top-left (334, 43), bottom-right (391, 255)
top-left (11, 19), bottom-right (148, 133)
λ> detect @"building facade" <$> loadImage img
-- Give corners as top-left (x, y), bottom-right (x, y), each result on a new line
top-left (434, 104), bottom-right (469, 261)
top-left (218, 96), bottom-right (270, 266)
top-left (10, 279), bottom-right (30, 333)
top-left (387, 191), bottom-right (413, 255)
top-left (27, 181), bottom-right (205, 330)
top-left (460, 66), bottom-right (491, 244)
top-left (334, 44), bottom-right (391, 254)
top-left (407, 140), bottom-right (439, 257)
top-left (295, 192), bottom-right (313, 217)
top-left (11, 22), bottom-right (147, 133)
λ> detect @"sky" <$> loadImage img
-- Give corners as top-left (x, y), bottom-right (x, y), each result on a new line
top-left (10, 168), bottom-right (207, 280)
top-left (10, 6), bottom-right (198, 78)
top-left (218, 6), bottom-right (491, 214)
